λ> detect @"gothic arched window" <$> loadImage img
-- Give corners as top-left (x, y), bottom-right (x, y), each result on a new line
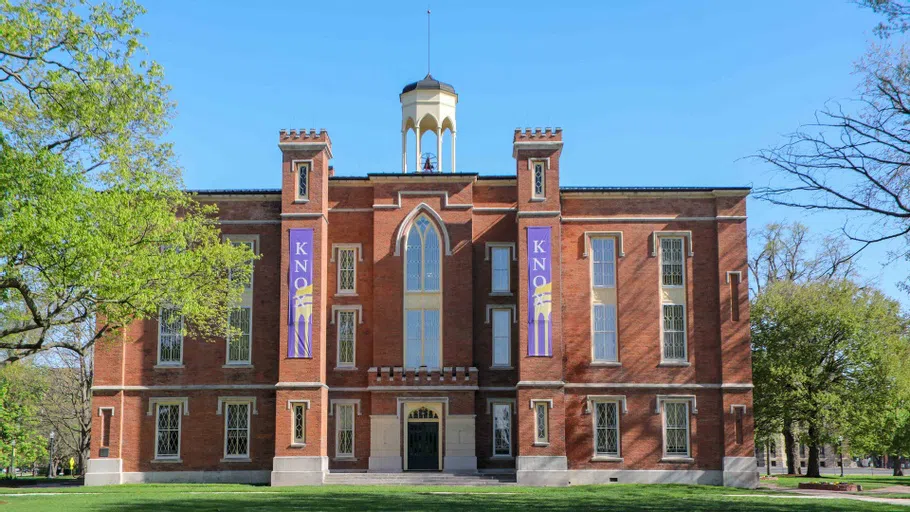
top-left (404, 214), bottom-right (442, 369)
top-left (405, 216), bottom-right (440, 292)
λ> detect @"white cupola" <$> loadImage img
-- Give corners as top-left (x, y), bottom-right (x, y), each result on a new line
top-left (400, 74), bottom-right (457, 173)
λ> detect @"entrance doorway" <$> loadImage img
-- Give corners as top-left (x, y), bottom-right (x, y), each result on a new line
top-left (406, 407), bottom-right (440, 471)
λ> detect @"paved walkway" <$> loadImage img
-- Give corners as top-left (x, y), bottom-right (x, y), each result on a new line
top-left (742, 485), bottom-right (910, 507)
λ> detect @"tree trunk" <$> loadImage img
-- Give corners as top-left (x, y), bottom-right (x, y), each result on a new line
top-left (783, 423), bottom-right (797, 475)
top-left (806, 422), bottom-right (821, 477)
top-left (893, 455), bottom-right (904, 476)
top-left (766, 444), bottom-right (771, 476)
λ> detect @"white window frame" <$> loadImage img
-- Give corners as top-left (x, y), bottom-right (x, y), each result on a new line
top-left (592, 303), bottom-right (618, 363)
top-left (661, 400), bottom-right (692, 460)
top-left (336, 246), bottom-right (358, 295)
top-left (153, 401), bottom-right (183, 461)
top-left (531, 160), bottom-right (546, 200)
top-left (223, 235), bottom-right (257, 367)
top-left (294, 160), bottom-right (310, 202)
top-left (659, 236), bottom-right (685, 288)
top-left (227, 237), bottom-right (257, 292)
top-left (491, 308), bottom-right (512, 368)
top-left (226, 306), bottom-right (252, 366)
top-left (492, 402), bottom-right (512, 457)
top-left (222, 399), bottom-right (253, 460)
top-left (590, 237), bottom-right (616, 288)
top-left (335, 403), bottom-right (355, 458)
top-left (661, 303), bottom-right (688, 363)
top-left (531, 400), bottom-right (551, 446)
top-left (490, 246), bottom-right (511, 294)
top-left (289, 400), bottom-right (309, 447)
top-left (156, 307), bottom-right (184, 366)
top-left (592, 399), bottom-right (621, 458)
top-left (336, 309), bottom-right (357, 368)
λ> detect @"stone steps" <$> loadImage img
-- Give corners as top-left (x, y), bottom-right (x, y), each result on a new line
top-left (324, 472), bottom-right (517, 486)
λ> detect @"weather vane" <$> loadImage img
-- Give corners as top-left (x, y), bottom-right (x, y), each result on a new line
top-left (427, 8), bottom-right (431, 76)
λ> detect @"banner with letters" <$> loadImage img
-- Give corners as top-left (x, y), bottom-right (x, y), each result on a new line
top-left (288, 228), bottom-right (314, 358)
top-left (527, 226), bottom-right (553, 357)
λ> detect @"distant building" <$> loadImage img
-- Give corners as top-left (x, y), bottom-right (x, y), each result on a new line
top-left (755, 436), bottom-right (857, 470)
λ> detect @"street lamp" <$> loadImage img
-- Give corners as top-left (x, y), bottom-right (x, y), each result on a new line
top-left (47, 431), bottom-right (56, 479)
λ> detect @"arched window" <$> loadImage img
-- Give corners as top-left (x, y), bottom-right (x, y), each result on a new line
top-left (406, 216), bottom-right (440, 291)
top-left (404, 214), bottom-right (442, 369)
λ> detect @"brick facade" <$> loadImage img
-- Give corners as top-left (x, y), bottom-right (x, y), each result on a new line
top-left (87, 86), bottom-right (756, 488)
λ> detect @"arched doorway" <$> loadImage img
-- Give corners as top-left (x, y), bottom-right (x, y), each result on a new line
top-left (406, 406), bottom-right (441, 471)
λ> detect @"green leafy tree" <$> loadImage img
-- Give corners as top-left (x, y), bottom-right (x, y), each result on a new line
top-left (752, 280), bottom-right (908, 477)
top-left (0, 0), bottom-right (253, 361)
top-left (0, 363), bottom-right (47, 476)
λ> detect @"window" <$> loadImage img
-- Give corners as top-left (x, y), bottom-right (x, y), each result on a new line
top-left (155, 403), bottom-right (181, 460)
top-left (336, 404), bottom-right (354, 457)
top-left (729, 272), bottom-right (741, 322)
top-left (100, 409), bottom-right (113, 448)
top-left (337, 247), bottom-right (356, 294)
top-left (492, 403), bottom-right (512, 456)
top-left (227, 307), bottom-right (252, 365)
top-left (492, 309), bottom-right (511, 367)
top-left (296, 162), bottom-right (309, 200)
top-left (662, 305), bottom-right (686, 361)
top-left (532, 161), bottom-right (546, 199)
top-left (224, 402), bottom-right (251, 458)
top-left (660, 237), bottom-right (684, 287)
top-left (292, 404), bottom-right (306, 445)
top-left (405, 309), bottom-right (440, 368)
top-left (735, 408), bottom-right (744, 445)
top-left (337, 310), bottom-right (356, 367)
top-left (594, 401), bottom-right (620, 456)
top-left (230, 240), bottom-right (255, 290)
top-left (591, 238), bottom-right (616, 288)
top-left (593, 304), bottom-right (617, 362)
top-left (491, 246), bottom-right (510, 293)
top-left (406, 216), bottom-right (440, 292)
top-left (663, 401), bottom-right (690, 457)
top-left (534, 402), bottom-right (549, 445)
top-left (157, 307), bottom-right (183, 365)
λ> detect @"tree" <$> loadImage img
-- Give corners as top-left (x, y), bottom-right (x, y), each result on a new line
top-left (0, 0), bottom-right (253, 361)
top-left (754, 1), bottom-right (910, 280)
top-left (749, 222), bottom-right (857, 474)
top-left (752, 279), bottom-right (908, 477)
top-left (0, 363), bottom-right (48, 476)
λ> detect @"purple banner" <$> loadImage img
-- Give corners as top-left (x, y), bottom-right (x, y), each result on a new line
top-left (527, 226), bottom-right (552, 357)
top-left (288, 228), bottom-right (314, 358)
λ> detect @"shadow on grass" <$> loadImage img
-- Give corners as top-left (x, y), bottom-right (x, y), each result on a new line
top-left (78, 486), bottom-right (894, 512)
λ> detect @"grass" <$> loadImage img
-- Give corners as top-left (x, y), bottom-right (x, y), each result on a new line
top-left (0, 484), bottom-right (905, 512)
top-left (770, 474), bottom-right (910, 491)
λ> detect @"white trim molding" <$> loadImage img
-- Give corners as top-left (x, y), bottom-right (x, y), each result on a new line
top-left (330, 399), bottom-right (362, 416)
top-left (583, 231), bottom-right (625, 258)
top-left (396, 396), bottom-right (450, 418)
top-left (652, 231), bottom-right (694, 257)
top-left (484, 242), bottom-right (518, 261)
top-left (278, 141), bottom-right (332, 159)
top-left (286, 400), bottom-right (312, 411)
top-left (98, 406), bottom-right (115, 417)
top-left (516, 210), bottom-right (561, 218)
top-left (330, 243), bottom-right (364, 263)
top-left (564, 382), bottom-right (752, 390)
top-left (529, 398), bottom-right (554, 409)
top-left (730, 404), bottom-right (747, 415)
top-left (725, 270), bottom-right (743, 284)
top-left (374, 190), bottom-right (472, 210)
top-left (655, 394), bottom-right (698, 415)
top-left (331, 304), bottom-right (364, 324)
top-left (485, 304), bottom-right (517, 324)
top-left (584, 395), bottom-right (628, 414)
top-left (217, 396), bottom-right (258, 416)
top-left (517, 380), bottom-right (565, 388)
top-left (147, 397), bottom-right (189, 416)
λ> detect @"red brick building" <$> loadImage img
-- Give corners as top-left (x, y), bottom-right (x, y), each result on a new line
top-left (86, 76), bottom-right (758, 487)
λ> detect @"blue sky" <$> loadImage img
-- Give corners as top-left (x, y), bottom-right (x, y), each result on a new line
top-left (139, 1), bottom-right (907, 303)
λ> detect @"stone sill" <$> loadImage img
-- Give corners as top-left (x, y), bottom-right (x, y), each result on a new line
top-left (221, 457), bottom-right (252, 463)
top-left (154, 364), bottom-right (184, 370)
top-left (490, 455), bottom-right (514, 461)
top-left (290, 443), bottom-right (307, 449)
top-left (530, 197), bottom-right (546, 202)
top-left (532, 442), bottom-right (550, 447)
top-left (334, 367), bottom-right (359, 371)
top-left (333, 457), bottom-right (358, 462)
top-left (658, 361), bottom-right (691, 368)
top-left (151, 458), bottom-right (182, 464)
top-left (223, 364), bottom-right (254, 369)
top-left (489, 291), bottom-right (513, 297)
top-left (490, 366), bottom-right (514, 371)
top-left (660, 457), bottom-right (695, 463)
top-left (293, 199), bottom-right (310, 204)
top-left (590, 362), bottom-right (622, 367)
top-left (334, 293), bottom-right (358, 298)
top-left (591, 456), bottom-right (624, 462)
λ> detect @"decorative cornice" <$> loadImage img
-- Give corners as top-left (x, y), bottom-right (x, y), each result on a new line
top-left (373, 190), bottom-right (472, 210)
top-left (277, 141), bottom-right (333, 159)
top-left (516, 210), bottom-right (561, 218)
top-left (512, 140), bottom-right (564, 158)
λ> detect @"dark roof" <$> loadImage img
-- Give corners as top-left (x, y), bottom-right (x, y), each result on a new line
top-left (189, 188), bottom-right (280, 195)
top-left (366, 172), bottom-right (478, 178)
top-left (560, 186), bottom-right (751, 193)
top-left (401, 74), bottom-right (456, 95)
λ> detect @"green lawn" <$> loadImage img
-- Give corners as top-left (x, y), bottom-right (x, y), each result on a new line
top-left (769, 474), bottom-right (910, 490)
top-left (0, 484), bottom-right (905, 512)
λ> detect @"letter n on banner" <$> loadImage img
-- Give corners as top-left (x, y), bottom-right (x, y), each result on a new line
top-left (288, 228), bottom-right (314, 358)
top-left (527, 226), bottom-right (552, 357)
